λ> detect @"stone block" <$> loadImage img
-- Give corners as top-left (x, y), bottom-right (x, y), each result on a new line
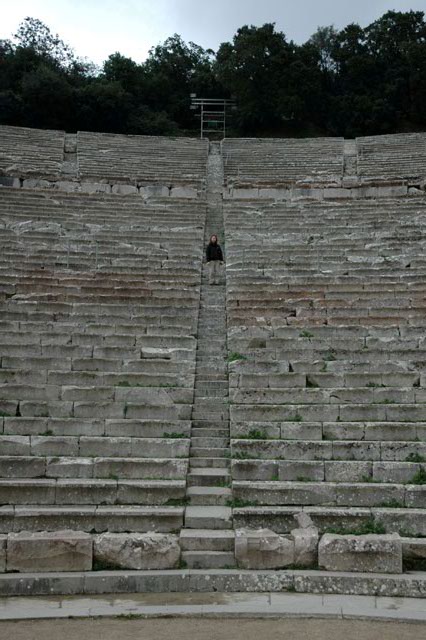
top-left (80, 182), bottom-right (111, 194)
top-left (140, 185), bottom-right (170, 198)
top-left (55, 181), bottom-right (81, 192)
top-left (323, 187), bottom-right (353, 199)
top-left (232, 188), bottom-right (259, 199)
top-left (258, 188), bottom-right (290, 200)
top-left (278, 460), bottom-right (324, 481)
top-left (294, 511), bottom-right (315, 529)
top-left (377, 185), bottom-right (408, 197)
top-left (291, 527), bottom-right (319, 567)
top-left (0, 176), bottom-right (18, 188)
top-left (22, 179), bottom-right (52, 189)
top-left (112, 184), bottom-right (138, 195)
top-left (318, 533), bottom-right (402, 573)
top-left (170, 186), bottom-right (198, 198)
top-left (7, 530), bottom-right (93, 572)
top-left (292, 187), bottom-right (323, 200)
top-left (94, 533), bottom-right (180, 569)
top-left (401, 537), bottom-right (426, 563)
top-left (235, 527), bottom-right (294, 569)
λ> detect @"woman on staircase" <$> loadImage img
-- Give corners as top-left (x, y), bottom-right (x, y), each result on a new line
top-left (206, 234), bottom-right (224, 285)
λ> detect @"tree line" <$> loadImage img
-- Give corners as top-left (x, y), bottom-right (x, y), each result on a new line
top-left (0, 11), bottom-right (425, 138)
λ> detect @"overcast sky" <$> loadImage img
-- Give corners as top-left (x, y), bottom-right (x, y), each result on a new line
top-left (2, 0), bottom-right (425, 65)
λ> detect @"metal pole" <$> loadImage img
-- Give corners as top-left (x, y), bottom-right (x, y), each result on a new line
top-left (201, 102), bottom-right (204, 139)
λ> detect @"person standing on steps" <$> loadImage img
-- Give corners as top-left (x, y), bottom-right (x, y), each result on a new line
top-left (206, 234), bottom-right (224, 285)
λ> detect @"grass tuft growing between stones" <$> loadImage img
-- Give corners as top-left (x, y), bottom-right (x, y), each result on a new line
top-left (232, 452), bottom-right (256, 460)
top-left (163, 432), bottom-right (187, 439)
top-left (166, 497), bottom-right (190, 506)
top-left (227, 352), bottom-right (247, 363)
top-left (226, 497), bottom-right (259, 508)
top-left (246, 428), bottom-right (268, 440)
top-left (410, 468), bottom-right (426, 484)
top-left (325, 517), bottom-right (386, 536)
top-left (405, 452), bottom-right (426, 463)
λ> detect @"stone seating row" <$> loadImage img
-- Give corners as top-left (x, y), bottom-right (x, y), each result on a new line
top-left (222, 137), bottom-right (344, 186)
top-left (0, 187), bottom-right (206, 538)
top-left (222, 133), bottom-right (426, 192)
top-left (224, 196), bottom-right (426, 548)
top-left (0, 126), bottom-right (208, 192)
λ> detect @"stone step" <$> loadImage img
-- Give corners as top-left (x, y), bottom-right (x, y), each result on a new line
top-left (232, 505), bottom-right (426, 537)
top-left (186, 486), bottom-right (232, 505)
top-left (190, 457), bottom-right (231, 469)
top-left (192, 420), bottom-right (229, 429)
top-left (230, 438), bottom-right (426, 462)
top-left (0, 456), bottom-right (188, 480)
top-left (0, 478), bottom-right (186, 505)
top-left (184, 505), bottom-right (233, 529)
top-left (195, 381), bottom-right (229, 390)
top-left (181, 551), bottom-right (236, 569)
top-left (190, 447), bottom-right (229, 459)
top-left (0, 435), bottom-right (191, 459)
top-left (194, 368), bottom-right (227, 377)
top-left (0, 505), bottom-right (184, 533)
top-left (191, 436), bottom-right (229, 448)
top-left (192, 413), bottom-right (229, 422)
top-left (190, 428), bottom-right (229, 437)
top-left (232, 480), bottom-right (426, 508)
top-left (186, 487), bottom-right (232, 506)
top-left (179, 528), bottom-right (235, 550)
top-left (194, 390), bottom-right (228, 400)
top-left (188, 468), bottom-right (230, 487)
top-left (231, 458), bottom-right (426, 483)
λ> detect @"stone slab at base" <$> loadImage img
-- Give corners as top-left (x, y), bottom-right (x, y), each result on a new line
top-left (318, 534), bottom-right (402, 574)
top-left (6, 530), bottom-right (92, 573)
top-left (0, 569), bottom-right (425, 598)
top-left (94, 533), bottom-right (180, 570)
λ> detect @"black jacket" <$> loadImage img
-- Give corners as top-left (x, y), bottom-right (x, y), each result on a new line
top-left (206, 242), bottom-right (223, 262)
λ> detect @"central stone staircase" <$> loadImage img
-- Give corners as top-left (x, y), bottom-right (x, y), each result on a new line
top-left (179, 143), bottom-right (235, 568)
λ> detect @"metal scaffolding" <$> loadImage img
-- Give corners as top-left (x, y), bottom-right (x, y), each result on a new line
top-left (190, 96), bottom-right (236, 139)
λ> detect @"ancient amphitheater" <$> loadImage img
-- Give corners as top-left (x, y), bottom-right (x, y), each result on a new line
top-left (0, 125), bottom-right (426, 597)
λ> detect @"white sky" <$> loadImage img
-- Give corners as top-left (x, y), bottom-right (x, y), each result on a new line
top-left (1, 0), bottom-right (425, 65)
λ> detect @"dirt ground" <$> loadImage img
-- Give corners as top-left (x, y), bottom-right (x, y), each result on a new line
top-left (1, 617), bottom-right (425, 640)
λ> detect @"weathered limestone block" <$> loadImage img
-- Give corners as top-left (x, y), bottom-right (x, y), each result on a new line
top-left (170, 186), bottom-right (198, 198)
top-left (0, 535), bottom-right (6, 572)
top-left (235, 527), bottom-right (294, 569)
top-left (55, 181), bottom-right (81, 192)
top-left (318, 533), bottom-right (402, 574)
top-left (80, 182), bottom-right (111, 194)
top-left (94, 533), bottom-right (180, 570)
top-left (232, 187), bottom-right (259, 199)
top-left (291, 512), bottom-right (319, 567)
top-left (258, 188), bottom-right (290, 200)
top-left (7, 530), bottom-right (93, 572)
top-left (140, 185), bottom-right (170, 198)
top-left (22, 178), bottom-right (52, 189)
top-left (401, 537), bottom-right (426, 563)
top-left (291, 527), bottom-right (319, 567)
top-left (112, 184), bottom-right (138, 195)
top-left (294, 511), bottom-right (315, 530)
top-left (0, 176), bottom-right (20, 188)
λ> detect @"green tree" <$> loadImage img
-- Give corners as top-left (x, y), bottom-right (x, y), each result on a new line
top-left (14, 16), bottom-right (75, 67)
